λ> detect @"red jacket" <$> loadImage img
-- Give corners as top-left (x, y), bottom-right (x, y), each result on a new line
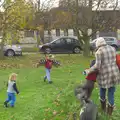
top-left (86, 72), bottom-right (97, 82)
top-left (45, 59), bottom-right (53, 69)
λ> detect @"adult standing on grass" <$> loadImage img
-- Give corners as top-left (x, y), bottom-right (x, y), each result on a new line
top-left (85, 37), bottom-right (120, 116)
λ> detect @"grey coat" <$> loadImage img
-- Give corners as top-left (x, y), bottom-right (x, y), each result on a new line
top-left (89, 45), bottom-right (120, 88)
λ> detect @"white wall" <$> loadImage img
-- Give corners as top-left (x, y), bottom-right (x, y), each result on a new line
top-left (19, 31), bottom-right (37, 44)
top-left (44, 29), bottom-right (78, 42)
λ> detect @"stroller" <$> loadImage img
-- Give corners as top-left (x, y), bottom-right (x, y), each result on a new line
top-left (74, 85), bottom-right (98, 120)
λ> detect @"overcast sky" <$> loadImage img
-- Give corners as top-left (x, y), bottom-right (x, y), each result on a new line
top-left (39, 0), bottom-right (59, 7)
top-left (33, 0), bottom-right (59, 7)
top-left (0, 0), bottom-right (59, 11)
top-left (0, 0), bottom-right (59, 6)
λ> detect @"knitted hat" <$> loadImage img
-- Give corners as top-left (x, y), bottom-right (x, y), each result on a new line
top-left (49, 54), bottom-right (54, 59)
top-left (96, 37), bottom-right (107, 48)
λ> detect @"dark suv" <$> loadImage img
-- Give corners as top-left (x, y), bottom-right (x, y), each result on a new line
top-left (39, 37), bottom-right (82, 54)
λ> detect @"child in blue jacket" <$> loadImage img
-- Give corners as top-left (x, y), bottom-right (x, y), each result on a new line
top-left (4, 73), bottom-right (19, 108)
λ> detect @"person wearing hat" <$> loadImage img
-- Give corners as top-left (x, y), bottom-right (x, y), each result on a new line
top-left (85, 37), bottom-right (120, 116)
top-left (4, 73), bottom-right (19, 108)
top-left (37, 54), bottom-right (60, 84)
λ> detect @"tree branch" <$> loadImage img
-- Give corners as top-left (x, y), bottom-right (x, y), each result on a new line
top-left (113, 0), bottom-right (118, 10)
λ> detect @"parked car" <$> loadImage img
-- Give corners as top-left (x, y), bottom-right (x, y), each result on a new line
top-left (3, 45), bottom-right (22, 57)
top-left (0, 36), bottom-right (22, 57)
top-left (90, 37), bottom-right (118, 50)
top-left (39, 37), bottom-right (82, 54)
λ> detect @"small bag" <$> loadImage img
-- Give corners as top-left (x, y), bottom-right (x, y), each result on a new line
top-left (116, 54), bottom-right (120, 68)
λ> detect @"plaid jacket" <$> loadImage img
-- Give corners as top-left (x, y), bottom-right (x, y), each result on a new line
top-left (89, 45), bottom-right (120, 88)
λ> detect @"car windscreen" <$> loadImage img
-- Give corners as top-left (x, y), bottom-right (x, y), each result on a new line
top-left (104, 38), bottom-right (114, 42)
top-left (53, 40), bottom-right (61, 44)
top-left (50, 39), bottom-right (59, 43)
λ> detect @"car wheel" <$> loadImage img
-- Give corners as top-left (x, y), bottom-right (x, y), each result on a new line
top-left (44, 48), bottom-right (51, 54)
top-left (73, 47), bottom-right (81, 54)
top-left (6, 50), bottom-right (15, 57)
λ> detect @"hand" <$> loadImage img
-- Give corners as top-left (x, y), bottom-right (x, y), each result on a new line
top-left (84, 69), bottom-right (90, 75)
top-left (59, 64), bottom-right (62, 67)
top-left (83, 71), bottom-right (86, 75)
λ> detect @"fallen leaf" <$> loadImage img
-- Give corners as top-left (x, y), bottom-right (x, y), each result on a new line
top-left (53, 110), bottom-right (57, 115)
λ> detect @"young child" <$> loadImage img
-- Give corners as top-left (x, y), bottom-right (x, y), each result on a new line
top-left (4, 73), bottom-right (19, 108)
top-left (75, 60), bottom-right (98, 103)
top-left (37, 54), bottom-right (60, 84)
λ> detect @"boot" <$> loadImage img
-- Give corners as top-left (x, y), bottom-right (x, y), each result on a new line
top-left (100, 99), bottom-right (106, 112)
top-left (107, 104), bottom-right (114, 116)
top-left (44, 76), bottom-right (47, 82)
top-left (4, 101), bottom-right (8, 108)
top-left (11, 105), bottom-right (14, 108)
top-left (48, 81), bottom-right (53, 84)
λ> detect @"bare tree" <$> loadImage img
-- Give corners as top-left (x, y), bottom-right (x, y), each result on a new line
top-left (30, 0), bottom-right (58, 44)
top-left (57, 0), bottom-right (120, 56)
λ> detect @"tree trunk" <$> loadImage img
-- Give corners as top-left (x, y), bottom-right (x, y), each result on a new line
top-left (75, 28), bottom-right (83, 45)
top-left (0, 40), bottom-right (4, 59)
top-left (36, 31), bottom-right (40, 47)
top-left (0, 32), bottom-right (5, 59)
top-left (83, 36), bottom-right (90, 57)
top-left (39, 29), bottom-right (44, 44)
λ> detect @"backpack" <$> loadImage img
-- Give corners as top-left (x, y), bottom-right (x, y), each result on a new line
top-left (116, 54), bottom-right (120, 68)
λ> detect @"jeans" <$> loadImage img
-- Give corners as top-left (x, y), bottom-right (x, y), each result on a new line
top-left (6, 92), bottom-right (16, 106)
top-left (44, 68), bottom-right (51, 82)
top-left (100, 87), bottom-right (115, 106)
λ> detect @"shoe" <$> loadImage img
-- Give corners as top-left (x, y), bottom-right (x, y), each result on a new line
top-left (44, 76), bottom-right (47, 82)
top-left (4, 101), bottom-right (8, 108)
top-left (107, 104), bottom-right (114, 116)
top-left (100, 99), bottom-right (106, 112)
top-left (11, 105), bottom-right (14, 108)
top-left (49, 81), bottom-right (53, 84)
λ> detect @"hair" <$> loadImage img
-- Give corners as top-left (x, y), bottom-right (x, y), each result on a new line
top-left (48, 54), bottom-right (52, 57)
top-left (9, 73), bottom-right (17, 81)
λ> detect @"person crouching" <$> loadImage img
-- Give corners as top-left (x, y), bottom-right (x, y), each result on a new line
top-left (75, 60), bottom-right (98, 103)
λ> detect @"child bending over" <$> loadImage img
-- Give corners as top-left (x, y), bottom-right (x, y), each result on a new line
top-left (75, 60), bottom-right (98, 103)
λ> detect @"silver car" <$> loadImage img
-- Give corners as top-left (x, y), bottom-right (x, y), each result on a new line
top-left (3, 45), bottom-right (22, 57)
top-left (0, 36), bottom-right (22, 57)
top-left (90, 37), bottom-right (118, 50)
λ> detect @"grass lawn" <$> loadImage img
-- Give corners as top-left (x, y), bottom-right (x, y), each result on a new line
top-left (0, 54), bottom-right (120, 120)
